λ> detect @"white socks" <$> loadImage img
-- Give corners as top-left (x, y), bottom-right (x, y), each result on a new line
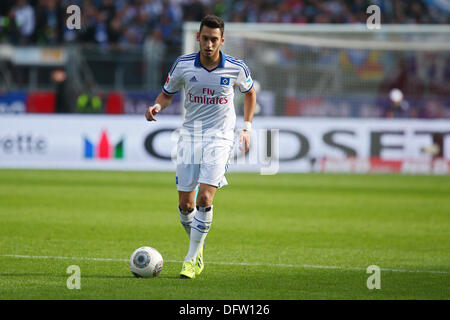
top-left (178, 206), bottom-right (196, 238)
top-left (184, 205), bottom-right (213, 262)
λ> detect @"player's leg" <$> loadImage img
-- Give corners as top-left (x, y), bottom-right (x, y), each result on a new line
top-left (177, 180), bottom-right (201, 280)
top-left (177, 137), bottom-right (204, 278)
top-left (178, 189), bottom-right (196, 238)
top-left (192, 183), bottom-right (217, 276)
top-left (181, 183), bottom-right (216, 279)
top-left (183, 145), bottom-right (231, 277)
top-left (184, 183), bottom-right (217, 264)
top-left (176, 136), bottom-right (201, 239)
top-left (196, 183), bottom-right (217, 207)
top-left (180, 140), bottom-right (232, 279)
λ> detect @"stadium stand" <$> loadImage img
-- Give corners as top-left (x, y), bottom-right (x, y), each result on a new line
top-left (0, 0), bottom-right (449, 117)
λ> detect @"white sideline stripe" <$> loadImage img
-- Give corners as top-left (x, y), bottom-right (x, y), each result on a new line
top-left (0, 254), bottom-right (448, 275)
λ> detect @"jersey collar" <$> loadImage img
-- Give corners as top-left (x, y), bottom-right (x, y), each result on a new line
top-left (194, 51), bottom-right (226, 72)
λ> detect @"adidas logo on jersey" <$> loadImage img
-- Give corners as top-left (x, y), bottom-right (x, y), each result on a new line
top-left (189, 76), bottom-right (198, 82)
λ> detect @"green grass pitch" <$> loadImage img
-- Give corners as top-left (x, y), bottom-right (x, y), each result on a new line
top-left (0, 169), bottom-right (448, 300)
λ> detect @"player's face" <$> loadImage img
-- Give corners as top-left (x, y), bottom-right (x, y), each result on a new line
top-left (197, 27), bottom-right (224, 60)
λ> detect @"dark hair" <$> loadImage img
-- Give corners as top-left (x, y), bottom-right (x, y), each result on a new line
top-left (199, 15), bottom-right (225, 36)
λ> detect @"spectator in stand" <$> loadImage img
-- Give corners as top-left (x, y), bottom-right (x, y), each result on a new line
top-left (77, 0), bottom-right (99, 43)
top-left (107, 14), bottom-right (123, 47)
top-left (0, 1), bottom-right (14, 16)
top-left (121, 11), bottom-right (148, 46)
top-left (144, 28), bottom-right (166, 89)
top-left (9, 0), bottom-right (35, 45)
top-left (99, 0), bottom-right (116, 24)
top-left (182, 0), bottom-right (207, 22)
top-left (51, 68), bottom-right (77, 113)
top-left (383, 88), bottom-right (410, 118)
top-left (34, 0), bottom-right (64, 45)
top-left (0, 1), bottom-right (14, 43)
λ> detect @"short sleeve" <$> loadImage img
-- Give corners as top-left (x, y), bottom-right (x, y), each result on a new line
top-left (235, 62), bottom-right (253, 93)
top-left (163, 60), bottom-right (184, 94)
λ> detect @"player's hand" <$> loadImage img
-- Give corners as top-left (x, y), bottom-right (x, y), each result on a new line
top-left (145, 104), bottom-right (161, 121)
top-left (239, 130), bottom-right (251, 152)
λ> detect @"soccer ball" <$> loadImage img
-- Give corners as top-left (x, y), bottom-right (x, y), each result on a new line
top-left (129, 246), bottom-right (163, 278)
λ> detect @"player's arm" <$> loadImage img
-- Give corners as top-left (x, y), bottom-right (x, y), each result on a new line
top-left (243, 87), bottom-right (256, 123)
top-left (239, 87), bottom-right (256, 151)
top-left (145, 91), bottom-right (174, 121)
top-left (147, 57), bottom-right (183, 121)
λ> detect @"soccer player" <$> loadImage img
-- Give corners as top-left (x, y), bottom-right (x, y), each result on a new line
top-left (145, 15), bottom-right (256, 279)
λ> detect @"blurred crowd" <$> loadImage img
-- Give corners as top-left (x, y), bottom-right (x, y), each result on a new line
top-left (1, 0), bottom-right (448, 119)
top-left (0, 0), bottom-right (448, 48)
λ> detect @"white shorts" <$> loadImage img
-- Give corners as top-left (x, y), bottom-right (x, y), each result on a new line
top-left (175, 136), bottom-right (234, 192)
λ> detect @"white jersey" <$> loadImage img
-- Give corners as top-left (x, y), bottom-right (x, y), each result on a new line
top-left (163, 51), bottom-right (253, 142)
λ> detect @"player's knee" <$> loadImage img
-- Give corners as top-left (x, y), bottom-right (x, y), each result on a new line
top-left (179, 200), bottom-right (195, 212)
top-left (196, 192), bottom-right (213, 207)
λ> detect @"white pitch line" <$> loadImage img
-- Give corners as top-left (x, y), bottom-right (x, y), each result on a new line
top-left (0, 254), bottom-right (448, 275)
top-left (0, 254), bottom-right (128, 262)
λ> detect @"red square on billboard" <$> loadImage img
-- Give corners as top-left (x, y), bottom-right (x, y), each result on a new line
top-left (26, 91), bottom-right (55, 113)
